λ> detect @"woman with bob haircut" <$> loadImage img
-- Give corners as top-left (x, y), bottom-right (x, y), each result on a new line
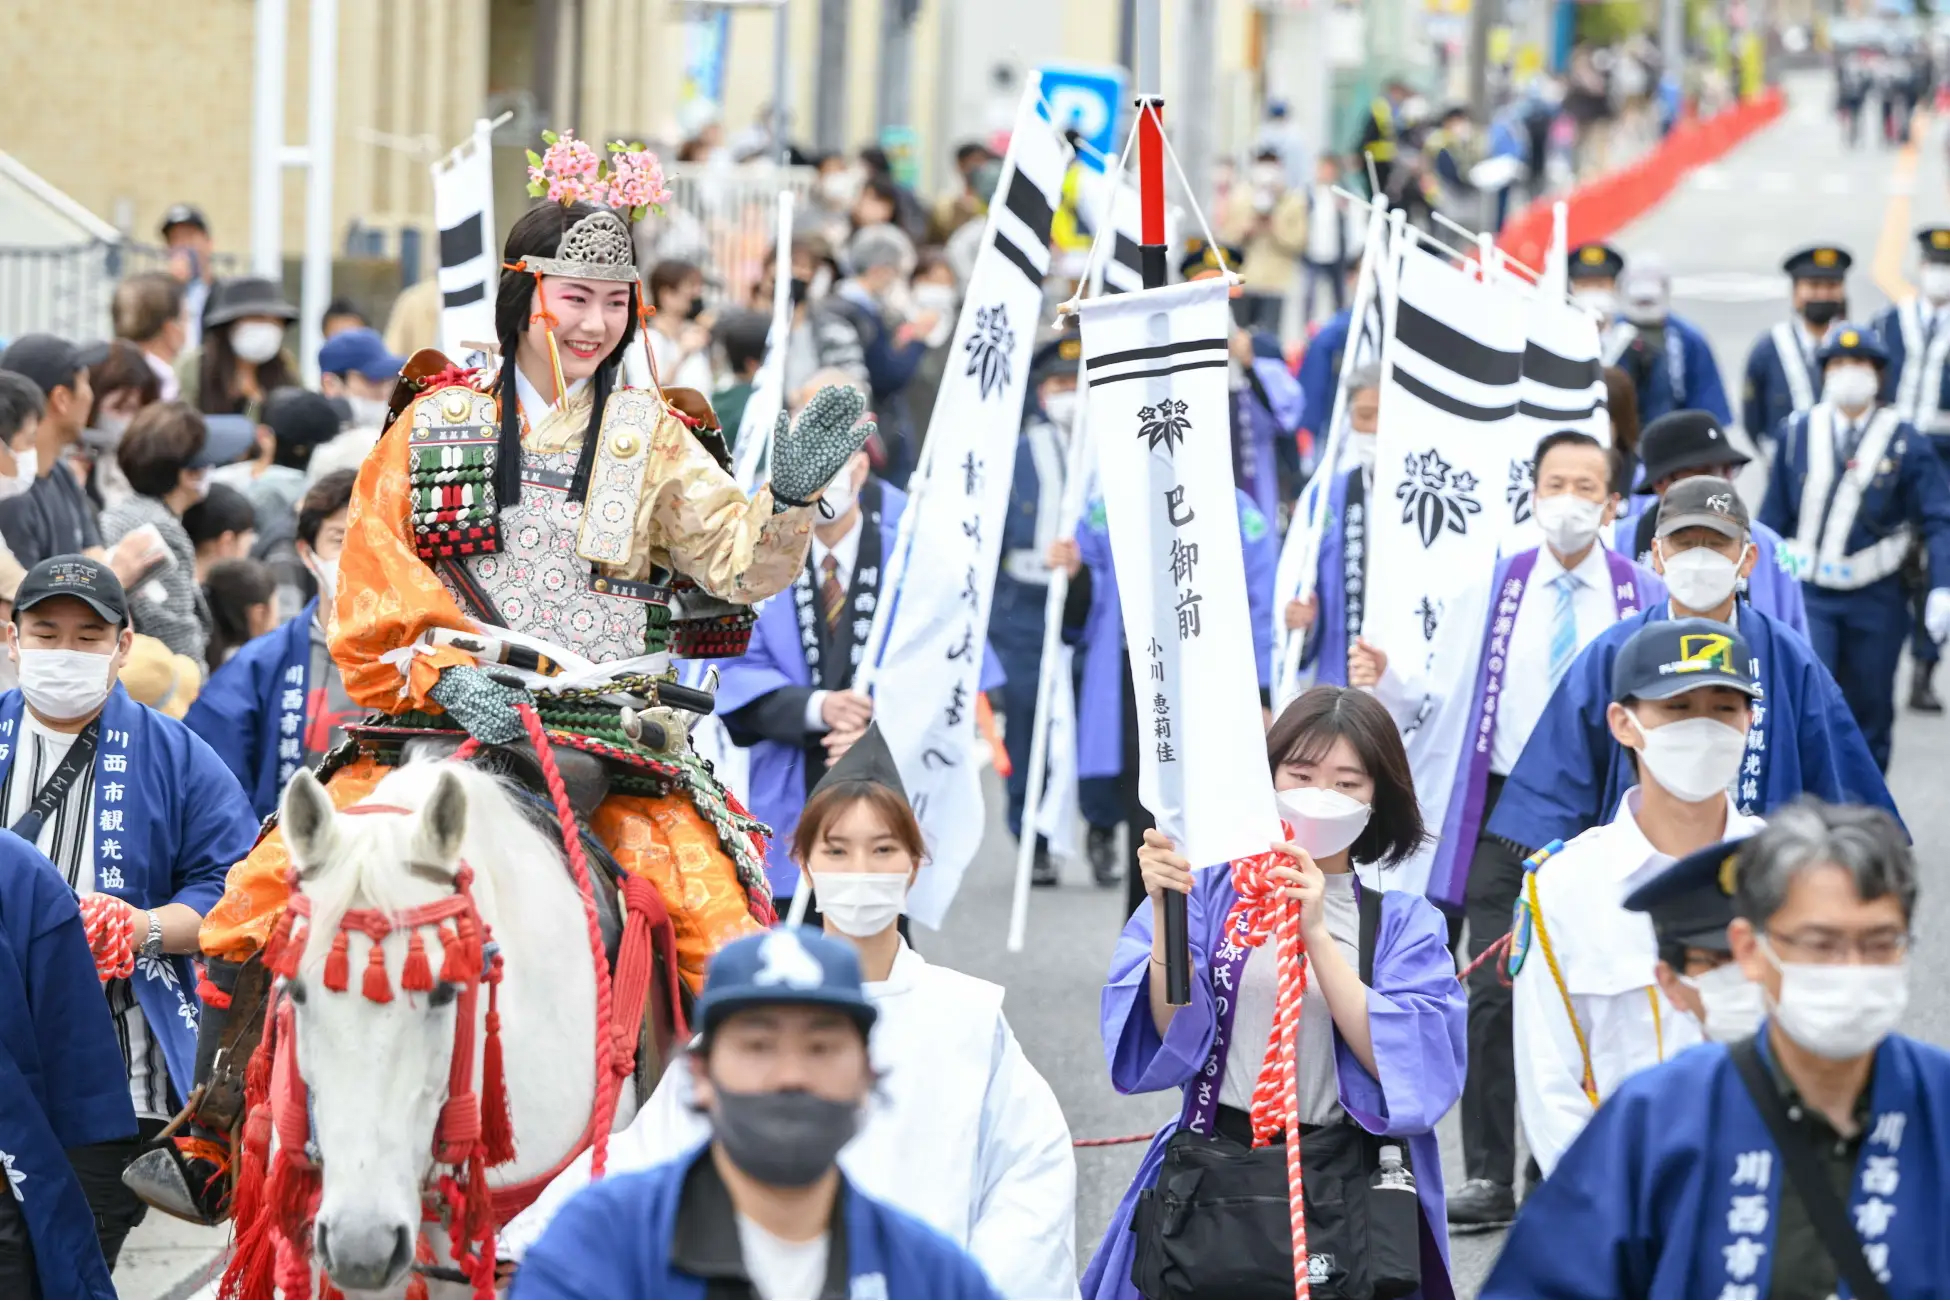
top-left (1083, 685), bottom-right (1468, 1299)
top-left (503, 724), bottom-right (1081, 1300)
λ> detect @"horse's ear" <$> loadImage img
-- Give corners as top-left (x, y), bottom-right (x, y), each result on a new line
top-left (281, 769), bottom-right (339, 879)
top-left (413, 768), bottom-right (468, 875)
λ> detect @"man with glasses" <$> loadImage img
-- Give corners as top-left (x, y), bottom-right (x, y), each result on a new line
top-left (1485, 799), bottom-right (1946, 1299)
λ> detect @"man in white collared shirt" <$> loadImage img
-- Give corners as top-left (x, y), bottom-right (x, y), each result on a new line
top-left (1512, 617), bottom-right (1765, 1178)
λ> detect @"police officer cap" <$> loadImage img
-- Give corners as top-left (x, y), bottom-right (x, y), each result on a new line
top-left (1782, 244), bottom-right (1852, 281)
top-left (1179, 237), bottom-right (1244, 281)
top-left (1916, 227), bottom-right (1950, 264)
top-left (1622, 834), bottom-right (1758, 953)
top-left (1611, 617), bottom-right (1762, 704)
top-left (1814, 323), bottom-right (1889, 368)
top-left (692, 927), bottom-right (878, 1039)
top-left (1567, 243), bottom-right (1625, 282)
top-left (1030, 324), bottom-right (1083, 388)
top-left (1635, 410), bottom-right (1751, 489)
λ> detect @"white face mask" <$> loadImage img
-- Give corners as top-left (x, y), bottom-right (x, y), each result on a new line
top-left (1659, 542), bottom-right (1745, 612)
top-left (1921, 264), bottom-right (1950, 303)
top-left (1626, 711), bottom-right (1748, 804)
top-left (1573, 288), bottom-right (1618, 320)
top-left (93, 413), bottom-right (131, 444)
top-left (0, 446), bottom-right (36, 502)
top-left (1533, 492), bottom-right (1605, 556)
top-left (16, 647), bottom-right (115, 722)
top-left (1760, 937), bottom-right (1910, 1060)
top-left (1352, 431), bottom-right (1377, 472)
top-left (230, 321), bottom-right (285, 365)
top-left (1250, 163), bottom-right (1285, 190)
top-left (1679, 963), bottom-right (1767, 1042)
top-left (308, 553), bottom-right (340, 606)
top-left (809, 871), bottom-right (909, 939)
top-left (1043, 390), bottom-right (1078, 432)
top-left (346, 395), bottom-right (391, 431)
top-left (1275, 785), bottom-right (1372, 859)
top-left (819, 473), bottom-right (859, 518)
top-left (1825, 365), bottom-right (1879, 412)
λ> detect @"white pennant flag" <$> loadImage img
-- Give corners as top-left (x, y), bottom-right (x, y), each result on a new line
top-left (1501, 290), bottom-right (1610, 555)
top-left (1079, 278), bottom-right (1278, 868)
top-left (431, 121), bottom-right (499, 366)
top-left (865, 80), bottom-right (1068, 930)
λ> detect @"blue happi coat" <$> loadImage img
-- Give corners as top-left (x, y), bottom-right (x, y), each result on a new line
top-left (0, 686), bottom-right (260, 1101)
top-left (1485, 1030), bottom-right (1950, 1298)
top-left (185, 598), bottom-right (318, 820)
top-left (1610, 498), bottom-right (1809, 635)
top-left (1081, 867), bottom-right (1467, 1298)
top-left (1297, 308), bottom-right (1353, 442)
top-left (1613, 314), bottom-right (1731, 426)
top-left (0, 831), bottom-right (135, 1299)
top-left (1483, 600), bottom-right (1896, 854)
top-left (1301, 465), bottom-right (1368, 687)
top-left (512, 1143), bottom-right (1000, 1300)
top-left (1234, 341), bottom-right (1304, 527)
top-left (1073, 487), bottom-right (1277, 780)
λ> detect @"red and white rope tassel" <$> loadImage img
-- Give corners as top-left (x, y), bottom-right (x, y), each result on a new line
top-left (1226, 844), bottom-right (1312, 1301)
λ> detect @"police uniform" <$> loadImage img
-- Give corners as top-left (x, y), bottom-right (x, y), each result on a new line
top-left (1581, 246), bottom-right (1733, 428)
top-left (1758, 324), bottom-right (1950, 772)
top-left (1743, 245), bottom-right (1852, 447)
top-left (1510, 620), bottom-right (1765, 1178)
top-left (1870, 226), bottom-right (1950, 710)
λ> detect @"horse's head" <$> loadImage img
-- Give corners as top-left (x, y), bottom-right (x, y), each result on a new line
top-left (279, 763), bottom-right (481, 1293)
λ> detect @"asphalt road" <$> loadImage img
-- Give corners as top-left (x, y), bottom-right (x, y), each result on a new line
top-left (921, 69), bottom-right (1950, 1300)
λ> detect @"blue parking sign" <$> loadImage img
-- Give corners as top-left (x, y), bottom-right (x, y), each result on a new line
top-left (1036, 64), bottom-right (1128, 172)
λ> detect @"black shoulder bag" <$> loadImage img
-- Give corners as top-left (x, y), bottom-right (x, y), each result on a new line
top-left (1130, 886), bottom-right (1422, 1300)
top-left (1728, 1037), bottom-right (1890, 1301)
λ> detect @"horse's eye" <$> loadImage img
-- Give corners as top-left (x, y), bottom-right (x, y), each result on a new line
top-left (427, 982), bottom-right (460, 1008)
top-left (286, 980), bottom-right (307, 1005)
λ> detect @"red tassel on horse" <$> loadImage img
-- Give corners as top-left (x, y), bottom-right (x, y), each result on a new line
top-left (220, 1106), bottom-right (276, 1300)
top-left (264, 909), bottom-right (300, 980)
top-left (440, 917), bottom-right (476, 985)
top-left (401, 930), bottom-right (434, 992)
top-left (323, 932), bottom-right (350, 992)
top-left (363, 937), bottom-right (394, 1004)
top-left (480, 980), bottom-right (515, 1166)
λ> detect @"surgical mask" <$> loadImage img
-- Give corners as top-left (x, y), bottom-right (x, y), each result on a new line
top-left (819, 474), bottom-right (858, 518)
top-left (1626, 712), bottom-right (1748, 804)
top-left (16, 648), bottom-right (114, 721)
top-left (308, 553), bottom-right (340, 605)
top-left (1533, 493), bottom-right (1605, 556)
top-left (92, 413), bottom-right (131, 445)
top-left (230, 321), bottom-right (285, 365)
top-left (708, 1085), bottom-right (859, 1187)
top-left (183, 469), bottom-right (212, 502)
top-left (1760, 937), bottom-right (1910, 1060)
top-left (1801, 299), bottom-right (1845, 328)
top-left (1043, 390), bottom-right (1078, 432)
top-left (1274, 786), bottom-right (1372, 859)
top-left (1825, 365), bottom-right (1879, 412)
top-left (1922, 264), bottom-right (1950, 302)
top-left (0, 446), bottom-right (35, 502)
top-left (1679, 963), bottom-right (1766, 1042)
top-left (346, 395), bottom-right (391, 431)
top-left (1659, 543), bottom-right (1745, 612)
top-left (912, 283), bottom-right (959, 318)
top-left (1573, 288), bottom-right (1617, 320)
top-left (1624, 297), bottom-right (1668, 327)
top-left (1250, 163), bottom-right (1285, 190)
top-left (1352, 431), bottom-right (1377, 472)
top-left (809, 871), bottom-right (909, 938)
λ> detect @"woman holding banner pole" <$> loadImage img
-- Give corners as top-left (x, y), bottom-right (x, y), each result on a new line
top-left (1082, 686), bottom-right (1466, 1299)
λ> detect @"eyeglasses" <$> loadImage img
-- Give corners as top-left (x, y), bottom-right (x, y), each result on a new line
top-left (1764, 928), bottom-right (1911, 965)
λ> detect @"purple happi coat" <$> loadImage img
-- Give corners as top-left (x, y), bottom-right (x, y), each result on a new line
top-left (1081, 866), bottom-right (1467, 1299)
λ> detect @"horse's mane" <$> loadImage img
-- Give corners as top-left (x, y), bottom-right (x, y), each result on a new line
top-left (298, 761), bottom-right (565, 967)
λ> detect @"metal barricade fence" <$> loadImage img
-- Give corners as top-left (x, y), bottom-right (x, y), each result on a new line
top-left (647, 165), bottom-right (818, 310)
top-left (0, 241), bottom-right (241, 346)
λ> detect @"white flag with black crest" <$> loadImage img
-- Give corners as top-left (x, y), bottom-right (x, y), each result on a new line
top-left (1366, 244), bottom-right (1528, 670)
top-left (1501, 292), bottom-right (1610, 546)
top-left (431, 122), bottom-right (498, 367)
top-left (868, 79), bottom-right (1067, 930)
top-left (1078, 278), bottom-right (1278, 868)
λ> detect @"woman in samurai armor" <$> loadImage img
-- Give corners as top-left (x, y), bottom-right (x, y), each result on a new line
top-left (126, 141), bottom-right (873, 1225)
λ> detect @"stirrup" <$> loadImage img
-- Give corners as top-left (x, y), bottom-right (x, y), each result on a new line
top-left (123, 1123), bottom-right (233, 1226)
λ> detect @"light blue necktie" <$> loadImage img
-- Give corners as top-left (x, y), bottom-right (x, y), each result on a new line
top-left (1548, 572), bottom-right (1582, 687)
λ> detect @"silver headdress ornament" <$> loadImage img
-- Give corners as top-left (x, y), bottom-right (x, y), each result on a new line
top-left (521, 209), bottom-right (639, 282)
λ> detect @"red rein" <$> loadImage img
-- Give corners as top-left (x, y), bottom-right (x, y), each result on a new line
top-left (1226, 847), bottom-right (1314, 1301)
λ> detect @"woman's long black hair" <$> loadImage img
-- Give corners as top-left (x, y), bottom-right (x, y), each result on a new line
top-left (197, 318), bottom-right (297, 417)
top-left (493, 200), bottom-right (639, 504)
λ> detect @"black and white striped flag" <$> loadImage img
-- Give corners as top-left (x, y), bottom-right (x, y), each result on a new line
top-left (431, 122), bottom-right (498, 365)
top-left (1073, 176), bottom-right (1146, 294)
top-left (1501, 292), bottom-right (1610, 550)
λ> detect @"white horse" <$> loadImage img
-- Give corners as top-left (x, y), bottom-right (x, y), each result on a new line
top-left (275, 761), bottom-right (605, 1295)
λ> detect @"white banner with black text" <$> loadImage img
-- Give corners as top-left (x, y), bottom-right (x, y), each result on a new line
top-left (1079, 278), bottom-right (1279, 869)
top-left (431, 122), bottom-right (499, 367)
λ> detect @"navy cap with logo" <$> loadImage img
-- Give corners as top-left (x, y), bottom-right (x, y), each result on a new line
top-left (1179, 237), bottom-right (1244, 281)
top-left (13, 555), bottom-right (129, 628)
top-left (1623, 834), bottom-right (1757, 953)
top-left (1611, 616), bottom-right (1762, 704)
top-left (1655, 475), bottom-right (1750, 541)
top-left (693, 927), bottom-right (878, 1039)
top-left (1635, 409), bottom-right (1751, 489)
top-left (1782, 244), bottom-right (1853, 281)
top-left (1814, 323), bottom-right (1889, 369)
top-left (1568, 242), bottom-right (1625, 281)
top-left (1029, 325), bottom-right (1083, 389)
top-left (0, 334), bottom-right (84, 401)
top-left (1916, 227), bottom-right (1950, 265)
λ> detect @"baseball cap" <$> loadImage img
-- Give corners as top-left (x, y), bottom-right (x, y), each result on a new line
top-left (1655, 476), bottom-right (1750, 541)
top-left (14, 555), bottom-right (129, 627)
top-left (317, 328), bottom-right (406, 383)
top-left (188, 414), bottom-right (260, 470)
top-left (1611, 617), bottom-right (1762, 704)
top-left (159, 203), bottom-right (209, 237)
top-left (1623, 834), bottom-right (1757, 953)
top-left (260, 388), bottom-right (343, 449)
top-left (0, 335), bottom-right (84, 400)
top-left (693, 928), bottom-right (878, 1039)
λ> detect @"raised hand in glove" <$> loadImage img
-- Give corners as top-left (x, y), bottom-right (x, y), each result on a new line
top-left (768, 384), bottom-right (875, 513)
top-left (429, 663), bottom-right (533, 746)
